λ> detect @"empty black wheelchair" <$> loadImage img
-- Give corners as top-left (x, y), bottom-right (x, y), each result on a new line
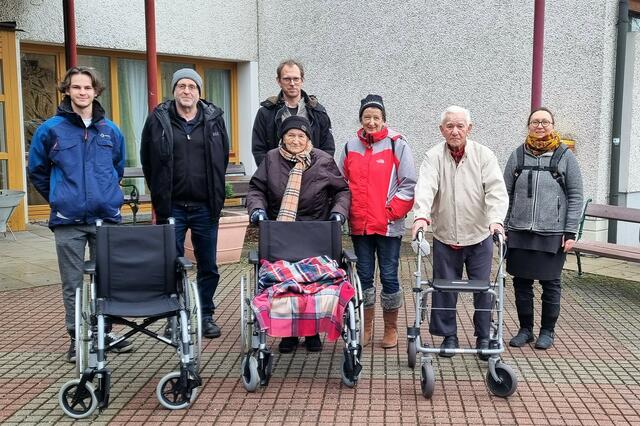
top-left (58, 220), bottom-right (202, 418)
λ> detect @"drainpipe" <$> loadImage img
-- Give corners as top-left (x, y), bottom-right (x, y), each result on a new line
top-left (530, 0), bottom-right (545, 110)
top-left (608, 0), bottom-right (630, 242)
top-left (144, 0), bottom-right (158, 110)
top-left (62, 0), bottom-right (77, 68)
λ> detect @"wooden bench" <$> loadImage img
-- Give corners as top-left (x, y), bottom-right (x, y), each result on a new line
top-left (121, 163), bottom-right (250, 223)
top-left (572, 198), bottom-right (640, 275)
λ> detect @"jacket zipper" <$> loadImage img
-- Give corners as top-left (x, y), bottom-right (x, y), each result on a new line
top-left (529, 156), bottom-right (540, 231)
top-left (83, 128), bottom-right (89, 222)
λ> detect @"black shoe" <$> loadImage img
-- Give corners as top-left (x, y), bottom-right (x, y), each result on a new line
top-left (534, 329), bottom-right (555, 350)
top-left (278, 337), bottom-right (299, 353)
top-left (304, 334), bottom-right (322, 352)
top-left (105, 333), bottom-right (134, 353)
top-left (66, 339), bottom-right (76, 364)
top-left (476, 337), bottom-right (490, 361)
top-left (509, 328), bottom-right (535, 347)
top-left (202, 317), bottom-right (221, 339)
top-left (439, 335), bottom-right (459, 358)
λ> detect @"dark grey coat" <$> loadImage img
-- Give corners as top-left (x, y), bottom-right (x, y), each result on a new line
top-left (503, 145), bottom-right (583, 235)
top-left (246, 148), bottom-right (350, 221)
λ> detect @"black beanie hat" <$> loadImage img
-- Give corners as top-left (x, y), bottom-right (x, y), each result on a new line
top-left (279, 115), bottom-right (312, 140)
top-left (359, 94), bottom-right (386, 121)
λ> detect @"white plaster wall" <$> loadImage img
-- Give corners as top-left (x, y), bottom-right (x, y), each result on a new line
top-left (256, 0), bottom-right (618, 205)
top-left (0, 0), bottom-right (258, 60)
top-left (628, 32), bottom-right (640, 193)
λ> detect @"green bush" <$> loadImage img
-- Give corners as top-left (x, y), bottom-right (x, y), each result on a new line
top-left (225, 182), bottom-right (234, 199)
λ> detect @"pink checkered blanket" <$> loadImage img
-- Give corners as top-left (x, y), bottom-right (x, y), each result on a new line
top-left (251, 256), bottom-right (355, 340)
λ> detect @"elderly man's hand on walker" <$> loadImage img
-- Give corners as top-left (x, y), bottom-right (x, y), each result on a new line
top-left (412, 217), bottom-right (432, 240)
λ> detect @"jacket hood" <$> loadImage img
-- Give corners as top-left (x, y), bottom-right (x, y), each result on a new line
top-left (260, 90), bottom-right (323, 111)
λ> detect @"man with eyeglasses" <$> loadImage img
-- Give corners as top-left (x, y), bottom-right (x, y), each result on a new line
top-left (251, 59), bottom-right (335, 166)
top-left (411, 105), bottom-right (508, 361)
top-left (141, 68), bottom-right (230, 339)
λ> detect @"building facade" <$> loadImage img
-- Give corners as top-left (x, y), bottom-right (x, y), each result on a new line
top-left (1, 0), bottom-right (639, 243)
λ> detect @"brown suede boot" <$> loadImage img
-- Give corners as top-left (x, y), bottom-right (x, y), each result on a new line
top-left (381, 309), bottom-right (399, 349)
top-left (363, 307), bottom-right (375, 346)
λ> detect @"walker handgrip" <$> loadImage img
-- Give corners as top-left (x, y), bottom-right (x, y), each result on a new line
top-left (416, 228), bottom-right (424, 242)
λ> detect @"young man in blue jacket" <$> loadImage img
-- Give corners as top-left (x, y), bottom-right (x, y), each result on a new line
top-left (29, 66), bottom-right (132, 362)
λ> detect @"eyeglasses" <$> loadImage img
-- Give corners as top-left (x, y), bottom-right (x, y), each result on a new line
top-left (529, 120), bottom-right (553, 128)
top-left (280, 77), bottom-right (302, 84)
top-left (176, 83), bottom-right (198, 92)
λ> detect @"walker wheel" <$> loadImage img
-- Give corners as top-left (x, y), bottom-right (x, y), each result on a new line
top-left (420, 363), bottom-right (436, 399)
top-left (407, 338), bottom-right (417, 369)
top-left (486, 363), bottom-right (518, 397)
top-left (59, 379), bottom-right (98, 419)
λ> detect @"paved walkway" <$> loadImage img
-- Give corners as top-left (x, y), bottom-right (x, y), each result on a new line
top-left (1, 225), bottom-right (640, 425)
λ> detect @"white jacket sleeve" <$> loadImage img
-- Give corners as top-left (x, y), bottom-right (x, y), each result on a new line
top-left (413, 150), bottom-right (440, 222)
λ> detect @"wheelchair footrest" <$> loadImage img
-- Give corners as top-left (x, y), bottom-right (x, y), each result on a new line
top-left (431, 278), bottom-right (490, 292)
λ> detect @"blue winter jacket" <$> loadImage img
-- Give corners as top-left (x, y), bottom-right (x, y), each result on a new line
top-left (28, 98), bottom-right (126, 228)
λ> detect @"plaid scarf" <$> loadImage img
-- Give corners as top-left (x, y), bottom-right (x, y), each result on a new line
top-left (526, 130), bottom-right (561, 156)
top-left (276, 143), bottom-right (313, 221)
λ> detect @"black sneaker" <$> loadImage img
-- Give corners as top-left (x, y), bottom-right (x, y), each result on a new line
top-left (439, 335), bottom-right (459, 358)
top-left (476, 337), bottom-right (490, 361)
top-left (509, 328), bottom-right (535, 347)
top-left (66, 339), bottom-right (76, 364)
top-left (106, 333), bottom-right (133, 353)
top-left (534, 329), bottom-right (555, 350)
top-left (304, 334), bottom-right (322, 352)
top-left (202, 317), bottom-right (221, 339)
top-left (278, 337), bottom-right (299, 353)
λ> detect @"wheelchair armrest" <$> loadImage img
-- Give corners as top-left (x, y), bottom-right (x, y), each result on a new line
top-left (177, 256), bottom-right (193, 271)
top-left (248, 249), bottom-right (259, 265)
top-left (84, 260), bottom-right (96, 274)
top-left (343, 249), bottom-right (358, 263)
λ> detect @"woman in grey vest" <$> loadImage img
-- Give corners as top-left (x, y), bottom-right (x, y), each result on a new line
top-left (503, 107), bottom-right (583, 350)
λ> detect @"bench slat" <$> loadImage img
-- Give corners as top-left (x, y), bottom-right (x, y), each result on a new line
top-left (572, 241), bottom-right (640, 262)
top-left (585, 203), bottom-right (640, 223)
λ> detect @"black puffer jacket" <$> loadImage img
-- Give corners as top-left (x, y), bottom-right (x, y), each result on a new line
top-left (141, 99), bottom-right (230, 221)
top-left (251, 90), bottom-right (335, 166)
top-left (246, 148), bottom-right (350, 221)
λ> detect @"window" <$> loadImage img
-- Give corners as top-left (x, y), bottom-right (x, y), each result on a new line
top-left (632, 15), bottom-right (640, 32)
top-left (20, 45), bottom-right (239, 216)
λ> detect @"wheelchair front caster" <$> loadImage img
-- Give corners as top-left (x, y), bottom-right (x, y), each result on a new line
top-left (420, 363), bottom-right (436, 399)
top-left (486, 362), bottom-right (518, 398)
top-left (340, 348), bottom-right (361, 388)
top-left (407, 337), bottom-right (418, 369)
top-left (59, 379), bottom-right (98, 419)
top-left (156, 371), bottom-right (198, 410)
top-left (241, 355), bottom-right (260, 392)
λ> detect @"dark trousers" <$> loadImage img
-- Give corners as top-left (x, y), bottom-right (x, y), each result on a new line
top-left (430, 236), bottom-right (493, 338)
top-left (512, 276), bottom-right (561, 332)
top-left (171, 204), bottom-right (220, 318)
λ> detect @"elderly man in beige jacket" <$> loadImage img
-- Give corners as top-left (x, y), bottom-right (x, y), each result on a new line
top-left (411, 105), bottom-right (508, 360)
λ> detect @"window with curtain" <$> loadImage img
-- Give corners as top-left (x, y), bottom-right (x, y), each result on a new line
top-left (78, 54), bottom-right (112, 119)
top-left (204, 68), bottom-right (232, 148)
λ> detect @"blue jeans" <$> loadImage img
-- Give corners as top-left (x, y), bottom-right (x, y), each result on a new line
top-left (351, 234), bottom-right (402, 310)
top-left (171, 204), bottom-right (220, 318)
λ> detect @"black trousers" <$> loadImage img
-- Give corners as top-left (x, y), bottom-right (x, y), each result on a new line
top-left (429, 236), bottom-right (494, 338)
top-left (512, 276), bottom-right (562, 332)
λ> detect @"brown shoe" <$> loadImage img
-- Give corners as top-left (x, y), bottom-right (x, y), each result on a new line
top-left (363, 307), bottom-right (375, 347)
top-left (381, 309), bottom-right (399, 349)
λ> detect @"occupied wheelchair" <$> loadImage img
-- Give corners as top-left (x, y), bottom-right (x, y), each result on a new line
top-left (406, 231), bottom-right (518, 398)
top-left (239, 220), bottom-right (364, 391)
top-left (58, 220), bottom-right (202, 419)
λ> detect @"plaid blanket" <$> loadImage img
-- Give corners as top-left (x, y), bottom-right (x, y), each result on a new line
top-left (251, 256), bottom-right (355, 341)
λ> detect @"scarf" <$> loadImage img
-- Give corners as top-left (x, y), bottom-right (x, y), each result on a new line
top-left (276, 143), bottom-right (313, 221)
top-left (526, 130), bottom-right (561, 156)
top-left (357, 126), bottom-right (389, 147)
top-left (448, 145), bottom-right (465, 165)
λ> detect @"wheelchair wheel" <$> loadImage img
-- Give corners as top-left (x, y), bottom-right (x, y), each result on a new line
top-left (259, 352), bottom-right (273, 386)
top-left (486, 363), bottom-right (518, 398)
top-left (59, 379), bottom-right (98, 419)
top-left (156, 371), bottom-right (199, 410)
top-left (420, 363), bottom-right (436, 399)
top-left (407, 337), bottom-right (418, 369)
top-left (186, 280), bottom-right (202, 371)
top-left (239, 275), bottom-right (254, 354)
top-left (340, 348), bottom-right (361, 388)
top-left (241, 355), bottom-right (260, 392)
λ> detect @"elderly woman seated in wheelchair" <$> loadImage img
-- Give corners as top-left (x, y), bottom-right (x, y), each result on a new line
top-left (242, 115), bottom-right (363, 390)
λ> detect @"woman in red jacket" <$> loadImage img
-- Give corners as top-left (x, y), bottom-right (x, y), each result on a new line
top-left (339, 95), bottom-right (417, 349)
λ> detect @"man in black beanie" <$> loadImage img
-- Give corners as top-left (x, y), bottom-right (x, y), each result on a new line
top-left (141, 68), bottom-right (230, 339)
top-left (251, 59), bottom-right (335, 166)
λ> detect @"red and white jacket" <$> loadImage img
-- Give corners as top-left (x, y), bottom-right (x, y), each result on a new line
top-left (339, 127), bottom-right (416, 237)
